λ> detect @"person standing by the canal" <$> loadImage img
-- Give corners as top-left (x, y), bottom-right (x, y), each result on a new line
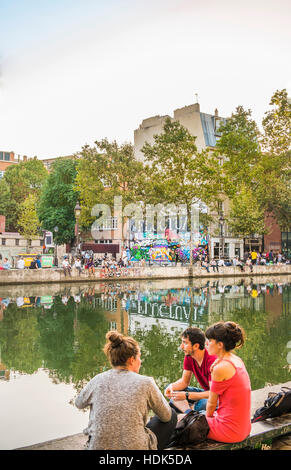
top-left (251, 249), bottom-right (257, 265)
top-left (164, 327), bottom-right (217, 412)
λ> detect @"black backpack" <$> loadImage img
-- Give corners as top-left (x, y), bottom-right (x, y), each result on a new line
top-left (167, 410), bottom-right (210, 448)
top-left (252, 387), bottom-right (291, 423)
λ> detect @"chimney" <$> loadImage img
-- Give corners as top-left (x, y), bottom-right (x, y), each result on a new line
top-left (214, 108), bottom-right (219, 117)
top-left (0, 215), bottom-right (6, 233)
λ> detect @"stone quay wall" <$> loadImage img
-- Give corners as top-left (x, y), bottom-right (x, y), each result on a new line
top-left (1, 263), bottom-right (291, 285)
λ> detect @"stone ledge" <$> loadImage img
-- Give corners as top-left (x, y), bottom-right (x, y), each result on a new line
top-left (1, 264), bottom-right (291, 286)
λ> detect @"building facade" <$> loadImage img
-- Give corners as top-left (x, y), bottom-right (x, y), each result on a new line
top-left (133, 102), bottom-right (243, 260)
top-left (0, 151), bottom-right (28, 179)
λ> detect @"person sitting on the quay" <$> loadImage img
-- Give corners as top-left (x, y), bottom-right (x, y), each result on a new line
top-left (16, 257), bottom-right (25, 269)
top-left (86, 257), bottom-right (95, 275)
top-left (205, 321), bottom-right (251, 443)
top-left (201, 259), bottom-right (210, 273)
top-left (29, 257), bottom-right (38, 269)
top-left (74, 257), bottom-right (82, 276)
top-left (210, 258), bottom-right (219, 272)
top-left (164, 327), bottom-right (217, 412)
top-left (75, 330), bottom-right (177, 450)
top-left (232, 256), bottom-right (244, 272)
top-left (62, 256), bottom-right (71, 277)
top-left (1, 257), bottom-right (11, 270)
top-left (36, 256), bottom-right (42, 268)
top-left (245, 257), bottom-right (253, 272)
top-left (217, 258), bottom-right (225, 268)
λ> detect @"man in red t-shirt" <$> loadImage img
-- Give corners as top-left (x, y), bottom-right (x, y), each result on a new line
top-left (165, 327), bottom-right (217, 412)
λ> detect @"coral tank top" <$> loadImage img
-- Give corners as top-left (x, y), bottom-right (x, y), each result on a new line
top-left (206, 359), bottom-right (251, 443)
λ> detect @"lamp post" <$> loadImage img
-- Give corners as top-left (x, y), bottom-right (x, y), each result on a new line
top-left (219, 214), bottom-right (225, 260)
top-left (74, 202), bottom-right (81, 255)
top-left (54, 226), bottom-right (59, 267)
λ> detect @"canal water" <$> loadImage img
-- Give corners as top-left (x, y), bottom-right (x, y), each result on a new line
top-left (0, 276), bottom-right (290, 449)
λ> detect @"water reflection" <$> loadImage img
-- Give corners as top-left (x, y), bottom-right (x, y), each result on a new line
top-left (0, 278), bottom-right (290, 394)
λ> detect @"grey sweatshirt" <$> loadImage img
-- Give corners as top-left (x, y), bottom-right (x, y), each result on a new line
top-left (75, 368), bottom-right (172, 450)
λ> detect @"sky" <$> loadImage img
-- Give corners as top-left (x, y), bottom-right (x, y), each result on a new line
top-left (0, 0), bottom-right (290, 158)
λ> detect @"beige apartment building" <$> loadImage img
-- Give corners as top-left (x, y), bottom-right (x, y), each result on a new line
top-left (133, 101), bottom-right (244, 260)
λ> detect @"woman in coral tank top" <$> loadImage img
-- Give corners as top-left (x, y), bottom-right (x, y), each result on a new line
top-left (205, 321), bottom-right (251, 443)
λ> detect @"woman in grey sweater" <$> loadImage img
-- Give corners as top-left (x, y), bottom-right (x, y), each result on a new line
top-left (75, 330), bottom-right (177, 450)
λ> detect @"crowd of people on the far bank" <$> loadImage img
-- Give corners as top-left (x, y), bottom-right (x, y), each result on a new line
top-left (0, 248), bottom-right (290, 274)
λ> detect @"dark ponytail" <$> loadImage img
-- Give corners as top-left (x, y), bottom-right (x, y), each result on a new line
top-left (205, 321), bottom-right (245, 351)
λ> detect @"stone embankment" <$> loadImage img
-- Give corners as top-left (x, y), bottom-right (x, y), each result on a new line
top-left (17, 381), bottom-right (291, 450)
top-left (0, 264), bottom-right (291, 285)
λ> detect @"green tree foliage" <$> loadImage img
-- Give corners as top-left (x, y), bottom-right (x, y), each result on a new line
top-left (227, 184), bottom-right (267, 239)
top-left (0, 304), bottom-right (42, 374)
top-left (71, 302), bottom-right (109, 391)
top-left (141, 118), bottom-right (221, 210)
top-left (37, 297), bottom-right (75, 383)
top-left (132, 323), bottom-right (185, 390)
top-left (37, 158), bottom-right (79, 245)
top-left (0, 179), bottom-right (11, 215)
top-left (18, 194), bottom-right (40, 249)
top-left (258, 89), bottom-right (291, 228)
top-left (216, 97), bottom-right (291, 235)
top-left (215, 106), bottom-right (261, 198)
top-left (74, 140), bottom-right (145, 230)
top-left (3, 158), bottom-right (48, 231)
top-left (261, 89), bottom-right (291, 155)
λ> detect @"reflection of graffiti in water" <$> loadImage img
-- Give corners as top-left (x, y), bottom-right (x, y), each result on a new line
top-left (129, 300), bottom-right (208, 324)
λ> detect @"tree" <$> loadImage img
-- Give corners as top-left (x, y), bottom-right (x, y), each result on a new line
top-left (0, 179), bottom-right (11, 215)
top-left (74, 139), bottom-right (145, 245)
top-left (259, 89), bottom-right (291, 228)
top-left (3, 158), bottom-right (48, 231)
top-left (37, 158), bottom-right (79, 245)
top-left (261, 89), bottom-right (291, 155)
top-left (227, 184), bottom-right (267, 243)
top-left (215, 106), bottom-right (261, 198)
top-left (141, 118), bottom-right (222, 263)
top-left (18, 194), bottom-right (40, 251)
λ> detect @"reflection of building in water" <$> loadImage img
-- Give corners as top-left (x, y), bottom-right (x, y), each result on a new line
top-left (208, 285), bottom-right (265, 321)
top-left (95, 297), bottom-right (129, 334)
top-left (128, 315), bottom-right (189, 334)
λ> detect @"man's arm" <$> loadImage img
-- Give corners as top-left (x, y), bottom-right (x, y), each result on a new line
top-left (164, 370), bottom-right (193, 397)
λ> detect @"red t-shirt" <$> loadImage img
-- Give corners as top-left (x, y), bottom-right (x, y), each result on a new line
top-left (183, 350), bottom-right (217, 390)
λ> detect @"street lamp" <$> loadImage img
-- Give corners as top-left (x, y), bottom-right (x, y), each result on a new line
top-left (74, 202), bottom-right (81, 255)
top-left (54, 226), bottom-right (59, 267)
top-left (219, 214), bottom-right (225, 260)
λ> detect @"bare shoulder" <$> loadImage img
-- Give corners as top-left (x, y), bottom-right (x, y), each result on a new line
top-left (212, 360), bottom-right (236, 381)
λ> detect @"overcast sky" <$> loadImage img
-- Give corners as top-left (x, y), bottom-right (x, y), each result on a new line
top-left (0, 0), bottom-right (290, 158)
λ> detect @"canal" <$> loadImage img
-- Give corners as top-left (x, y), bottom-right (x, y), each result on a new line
top-left (0, 276), bottom-right (290, 449)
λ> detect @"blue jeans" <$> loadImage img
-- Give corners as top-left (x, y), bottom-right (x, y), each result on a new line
top-left (185, 386), bottom-right (208, 412)
top-left (167, 385), bottom-right (208, 412)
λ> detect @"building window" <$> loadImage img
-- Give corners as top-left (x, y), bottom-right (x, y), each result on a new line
top-left (2, 238), bottom-right (6, 245)
top-left (4, 153), bottom-right (10, 161)
top-left (214, 242), bottom-right (220, 258)
top-left (95, 217), bottom-right (118, 230)
top-left (15, 239), bottom-right (19, 246)
top-left (0, 152), bottom-right (3, 160)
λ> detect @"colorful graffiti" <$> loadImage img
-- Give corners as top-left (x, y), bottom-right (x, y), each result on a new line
top-left (130, 234), bottom-right (208, 263)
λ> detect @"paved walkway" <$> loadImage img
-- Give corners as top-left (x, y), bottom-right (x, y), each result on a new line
top-left (17, 381), bottom-right (291, 450)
